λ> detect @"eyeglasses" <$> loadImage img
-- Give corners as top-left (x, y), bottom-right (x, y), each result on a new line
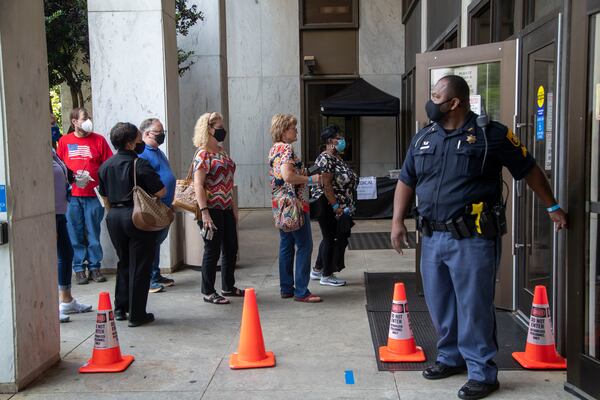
top-left (148, 130), bottom-right (166, 135)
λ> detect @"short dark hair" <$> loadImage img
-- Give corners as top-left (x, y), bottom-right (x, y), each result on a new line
top-left (321, 124), bottom-right (340, 142)
top-left (440, 75), bottom-right (470, 103)
top-left (110, 122), bottom-right (138, 150)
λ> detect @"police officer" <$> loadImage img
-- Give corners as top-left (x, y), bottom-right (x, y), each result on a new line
top-left (391, 75), bottom-right (567, 400)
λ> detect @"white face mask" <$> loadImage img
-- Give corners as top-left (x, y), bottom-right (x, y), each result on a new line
top-left (80, 119), bottom-right (93, 133)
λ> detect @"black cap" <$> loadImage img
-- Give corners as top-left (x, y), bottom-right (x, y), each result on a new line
top-left (321, 125), bottom-right (339, 142)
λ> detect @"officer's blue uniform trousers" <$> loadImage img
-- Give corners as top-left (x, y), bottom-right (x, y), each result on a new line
top-left (421, 231), bottom-right (501, 384)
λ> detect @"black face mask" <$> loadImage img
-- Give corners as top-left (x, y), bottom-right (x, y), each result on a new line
top-left (154, 133), bottom-right (166, 145)
top-left (425, 98), bottom-right (453, 122)
top-left (134, 142), bottom-right (146, 154)
top-left (214, 128), bottom-right (227, 142)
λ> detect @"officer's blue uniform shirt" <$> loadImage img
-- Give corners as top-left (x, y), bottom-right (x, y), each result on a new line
top-left (138, 144), bottom-right (176, 207)
top-left (399, 112), bottom-right (536, 222)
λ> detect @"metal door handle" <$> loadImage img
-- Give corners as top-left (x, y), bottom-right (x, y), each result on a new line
top-left (516, 122), bottom-right (532, 128)
top-left (514, 243), bottom-right (532, 249)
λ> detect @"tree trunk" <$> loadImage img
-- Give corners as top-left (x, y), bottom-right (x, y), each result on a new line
top-left (69, 84), bottom-right (80, 108)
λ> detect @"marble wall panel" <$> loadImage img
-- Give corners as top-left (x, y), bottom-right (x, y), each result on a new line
top-left (235, 164), bottom-right (266, 208)
top-left (225, 0), bottom-right (261, 77)
top-left (88, 0), bottom-right (176, 18)
top-left (88, 11), bottom-right (167, 140)
top-left (359, 0), bottom-right (404, 76)
top-left (261, 76), bottom-right (302, 157)
top-left (228, 77), bottom-right (264, 165)
top-left (179, 57), bottom-right (223, 174)
top-left (260, 0), bottom-right (300, 77)
top-left (178, 0), bottom-right (222, 57)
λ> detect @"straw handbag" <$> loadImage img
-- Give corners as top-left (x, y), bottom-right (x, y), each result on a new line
top-left (172, 153), bottom-right (200, 219)
top-left (131, 159), bottom-right (174, 231)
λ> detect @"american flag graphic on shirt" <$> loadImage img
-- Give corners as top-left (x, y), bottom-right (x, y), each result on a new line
top-left (67, 143), bottom-right (92, 159)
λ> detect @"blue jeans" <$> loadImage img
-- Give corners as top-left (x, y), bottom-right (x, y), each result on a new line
top-left (66, 196), bottom-right (104, 272)
top-left (56, 215), bottom-right (73, 290)
top-left (278, 213), bottom-right (312, 298)
top-left (420, 232), bottom-right (501, 384)
top-left (151, 227), bottom-right (170, 283)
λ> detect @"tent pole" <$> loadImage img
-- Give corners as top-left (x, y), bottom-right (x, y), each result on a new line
top-left (395, 115), bottom-right (400, 168)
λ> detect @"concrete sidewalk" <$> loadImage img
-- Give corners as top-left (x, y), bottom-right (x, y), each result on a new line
top-left (5, 210), bottom-right (571, 400)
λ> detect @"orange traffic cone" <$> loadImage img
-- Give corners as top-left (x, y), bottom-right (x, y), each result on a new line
top-left (379, 282), bottom-right (426, 362)
top-left (512, 285), bottom-right (566, 369)
top-left (79, 292), bottom-right (134, 373)
top-left (230, 288), bottom-right (275, 369)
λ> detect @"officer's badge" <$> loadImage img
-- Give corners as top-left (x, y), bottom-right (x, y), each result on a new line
top-left (506, 129), bottom-right (521, 147)
top-left (466, 134), bottom-right (477, 144)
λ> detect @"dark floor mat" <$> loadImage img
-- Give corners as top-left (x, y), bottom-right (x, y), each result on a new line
top-left (348, 231), bottom-right (416, 250)
top-left (365, 272), bottom-right (527, 371)
top-left (364, 272), bottom-right (428, 312)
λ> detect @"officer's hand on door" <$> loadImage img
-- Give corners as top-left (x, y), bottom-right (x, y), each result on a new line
top-left (549, 208), bottom-right (568, 231)
top-left (391, 220), bottom-right (409, 255)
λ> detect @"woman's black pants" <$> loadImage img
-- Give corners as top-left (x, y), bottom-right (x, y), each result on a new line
top-left (315, 195), bottom-right (351, 276)
top-left (199, 208), bottom-right (238, 295)
top-left (106, 207), bottom-right (158, 322)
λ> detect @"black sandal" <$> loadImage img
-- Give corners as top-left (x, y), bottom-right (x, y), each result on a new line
top-left (203, 293), bottom-right (230, 304)
top-left (221, 287), bottom-right (245, 297)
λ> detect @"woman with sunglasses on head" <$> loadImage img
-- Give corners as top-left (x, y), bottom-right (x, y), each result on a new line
top-left (193, 112), bottom-right (243, 305)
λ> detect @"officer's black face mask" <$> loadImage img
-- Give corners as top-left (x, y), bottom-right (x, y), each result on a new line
top-left (213, 128), bottom-right (227, 142)
top-left (425, 98), bottom-right (454, 122)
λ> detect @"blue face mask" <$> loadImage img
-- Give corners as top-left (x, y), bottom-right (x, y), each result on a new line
top-left (335, 138), bottom-right (346, 153)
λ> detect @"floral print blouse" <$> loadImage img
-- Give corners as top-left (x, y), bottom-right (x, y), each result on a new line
top-left (268, 142), bottom-right (309, 213)
top-left (310, 151), bottom-right (358, 214)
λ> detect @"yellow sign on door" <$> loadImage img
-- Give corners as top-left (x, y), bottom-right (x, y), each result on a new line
top-left (537, 85), bottom-right (545, 108)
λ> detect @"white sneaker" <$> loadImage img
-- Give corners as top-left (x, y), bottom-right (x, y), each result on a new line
top-left (59, 312), bottom-right (70, 323)
top-left (60, 299), bottom-right (93, 315)
top-left (320, 274), bottom-right (346, 287)
top-left (310, 269), bottom-right (322, 280)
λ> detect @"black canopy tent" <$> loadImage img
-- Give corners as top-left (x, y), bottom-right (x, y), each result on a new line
top-left (319, 78), bottom-right (401, 167)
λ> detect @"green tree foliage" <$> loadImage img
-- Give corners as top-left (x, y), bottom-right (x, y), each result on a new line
top-left (45, 0), bottom-right (204, 110)
top-left (44, 0), bottom-right (89, 108)
top-left (176, 0), bottom-right (204, 76)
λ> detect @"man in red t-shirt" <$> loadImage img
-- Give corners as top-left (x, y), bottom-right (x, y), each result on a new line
top-left (57, 108), bottom-right (113, 284)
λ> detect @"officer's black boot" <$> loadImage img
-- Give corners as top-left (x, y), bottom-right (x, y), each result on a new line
top-left (457, 379), bottom-right (500, 399)
top-left (422, 362), bottom-right (467, 380)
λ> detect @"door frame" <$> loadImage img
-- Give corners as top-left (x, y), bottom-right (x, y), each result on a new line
top-left (514, 15), bottom-right (561, 323)
top-left (565, 0), bottom-right (600, 398)
top-left (415, 40), bottom-right (518, 310)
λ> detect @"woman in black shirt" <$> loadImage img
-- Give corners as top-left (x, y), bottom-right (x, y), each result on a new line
top-left (98, 122), bottom-right (165, 327)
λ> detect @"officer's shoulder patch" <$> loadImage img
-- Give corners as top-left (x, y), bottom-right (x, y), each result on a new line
top-left (506, 129), bottom-right (521, 147)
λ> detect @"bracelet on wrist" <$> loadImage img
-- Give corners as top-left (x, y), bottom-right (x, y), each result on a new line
top-left (200, 207), bottom-right (209, 212)
top-left (332, 203), bottom-right (340, 210)
top-left (546, 204), bottom-right (560, 213)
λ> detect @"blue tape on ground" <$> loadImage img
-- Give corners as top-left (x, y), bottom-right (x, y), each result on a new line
top-left (345, 370), bottom-right (355, 384)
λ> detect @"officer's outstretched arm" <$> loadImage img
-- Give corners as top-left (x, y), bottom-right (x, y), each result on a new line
top-left (391, 180), bottom-right (414, 254)
top-left (524, 165), bottom-right (568, 231)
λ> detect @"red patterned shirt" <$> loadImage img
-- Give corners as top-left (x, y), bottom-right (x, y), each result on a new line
top-left (194, 149), bottom-right (236, 210)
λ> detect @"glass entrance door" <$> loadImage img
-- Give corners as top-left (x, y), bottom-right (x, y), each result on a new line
top-left (414, 41), bottom-right (518, 309)
top-left (515, 18), bottom-right (559, 318)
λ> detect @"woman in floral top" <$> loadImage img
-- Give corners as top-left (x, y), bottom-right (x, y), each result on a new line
top-left (193, 112), bottom-right (243, 305)
top-left (310, 125), bottom-right (358, 287)
top-left (268, 114), bottom-right (323, 303)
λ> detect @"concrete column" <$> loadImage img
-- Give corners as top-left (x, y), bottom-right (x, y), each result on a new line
top-left (358, 0), bottom-right (404, 176)
top-left (226, 0), bottom-right (301, 208)
top-left (88, 0), bottom-right (183, 271)
top-left (0, 0), bottom-right (60, 392)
